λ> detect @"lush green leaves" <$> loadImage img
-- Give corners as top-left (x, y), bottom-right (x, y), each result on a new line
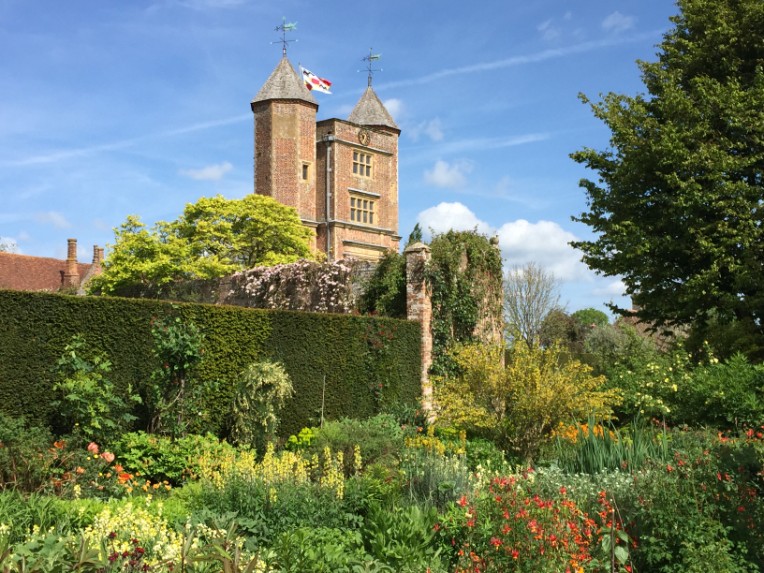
top-left (90, 195), bottom-right (316, 296)
top-left (571, 0), bottom-right (764, 347)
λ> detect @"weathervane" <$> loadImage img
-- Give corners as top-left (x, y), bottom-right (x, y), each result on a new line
top-left (361, 48), bottom-right (382, 87)
top-left (273, 17), bottom-right (297, 56)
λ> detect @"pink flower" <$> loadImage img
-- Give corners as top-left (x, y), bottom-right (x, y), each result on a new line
top-left (87, 442), bottom-right (100, 455)
top-left (101, 451), bottom-right (115, 463)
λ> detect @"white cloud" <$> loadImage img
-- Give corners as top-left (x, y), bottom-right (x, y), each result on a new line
top-left (602, 11), bottom-right (635, 33)
top-left (179, 161), bottom-right (233, 181)
top-left (383, 98), bottom-right (403, 121)
top-left (0, 237), bottom-right (19, 253)
top-left (408, 118), bottom-right (444, 142)
top-left (414, 203), bottom-right (630, 312)
top-left (537, 19), bottom-right (561, 42)
top-left (495, 219), bottom-right (588, 281)
top-left (417, 202), bottom-right (493, 237)
top-left (35, 211), bottom-right (71, 229)
top-left (594, 279), bottom-right (626, 298)
top-left (423, 160), bottom-right (473, 189)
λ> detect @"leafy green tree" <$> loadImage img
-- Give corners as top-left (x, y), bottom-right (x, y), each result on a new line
top-left (571, 0), bottom-right (764, 344)
top-left (539, 309), bottom-right (580, 349)
top-left (571, 308), bottom-right (609, 329)
top-left (405, 223), bottom-right (423, 247)
top-left (90, 195), bottom-right (316, 295)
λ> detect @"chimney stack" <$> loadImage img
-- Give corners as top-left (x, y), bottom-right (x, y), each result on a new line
top-left (92, 245), bottom-right (104, 266)
top-left (63, 238), bottom-right (80, 288)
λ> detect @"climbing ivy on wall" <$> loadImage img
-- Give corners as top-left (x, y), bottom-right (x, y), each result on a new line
top-left (426, 230), bottom-right (504, 377)
top-left (360, 230), bottom-right (504, 378)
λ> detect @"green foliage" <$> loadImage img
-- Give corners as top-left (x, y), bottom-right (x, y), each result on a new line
top-left (230, 361), bottom-right (294, 453)
top-left (363, 504), bottom-right (446, 573)
top-left (0, 290), bottom-right (420, 442)
top-left (113, 431), bottom-right (237, 486)
top-left (147, 316), bottom-right (207, 437)
top-left (190, 475), bottom-right (361, 550)
top-left (90, 194), bottom-right (317, 296)
top-left (605, 342), bottom-right (764, 428)
top-left (427, 230), bottom-right (503, 377)
top-left (303, 415), bottom-right (407, 475)
top-left (670, 353), bottom-right (764, 428)
top-left (405, 223), bottom-right (423, 247)
top-left (613, 430), bottom-right (764, 572)
top-left (359, 250), bottom-right (407, 318)
top-left (270, 527), bottom-right (371, 572)
top-left (571, 0), bottom-right (764, 354)
top-left (398, 445), bottom-right (471, 510)
top-left (52, 335), bottom-right (140, 445)
top-left (571, 308), bottom-right (610, 328)
top-left (583, 322), bottom-right (658, 378)
top-left (553, 417), bottom-right (670, 474)
top-left (0, 414), bottom-right (54, 493)
top-left (538, 308), bottom-right (581, 350)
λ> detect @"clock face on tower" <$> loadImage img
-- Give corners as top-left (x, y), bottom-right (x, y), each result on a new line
top-left (358, 129), bottom-right (370, 146)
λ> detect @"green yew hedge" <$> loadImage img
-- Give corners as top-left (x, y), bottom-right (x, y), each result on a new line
top-left (0, 290), bottom-right (421, 437)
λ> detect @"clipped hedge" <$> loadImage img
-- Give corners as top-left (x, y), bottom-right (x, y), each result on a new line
top-left (0, 290), bottom-right (421, 437)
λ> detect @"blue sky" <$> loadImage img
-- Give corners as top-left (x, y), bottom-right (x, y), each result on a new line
top-left (0, 0), bottom-right (678, 314)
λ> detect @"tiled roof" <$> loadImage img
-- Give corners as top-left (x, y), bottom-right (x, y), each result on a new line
top-left (251, 57), bottom-right (318, 106)
top-left (347, 87), bottom-right (398, 130)
top-left (0, 252), bottom-right (92, 292)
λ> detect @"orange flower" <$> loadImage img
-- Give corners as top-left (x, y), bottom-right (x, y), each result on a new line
top-left (75, 466), bottom-right (86, 475)
top-left (100, 451), bottom-right (115, 463)
top-left (87, 442), bottom-right (100, 455)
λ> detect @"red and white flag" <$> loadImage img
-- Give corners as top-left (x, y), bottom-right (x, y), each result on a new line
top-left (300, 66), bottom-right (332, 94)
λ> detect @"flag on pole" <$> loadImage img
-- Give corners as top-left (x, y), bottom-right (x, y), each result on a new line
top-left (300, 66), bottom-right (332, 94)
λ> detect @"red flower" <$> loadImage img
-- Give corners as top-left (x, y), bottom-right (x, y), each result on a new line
top-left (458, 495), bottom-right (468, 507)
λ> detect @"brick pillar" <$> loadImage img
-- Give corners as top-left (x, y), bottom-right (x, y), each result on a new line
top-left (404, 242), bottom-right (433, 418)
top-left (63, 238), bottom-right (79, 288)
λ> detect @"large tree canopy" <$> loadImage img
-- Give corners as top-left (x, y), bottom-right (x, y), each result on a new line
top-left (90, 194), bottom-right (316, 295)
top-left (571, 0), bottom-right (764, 340)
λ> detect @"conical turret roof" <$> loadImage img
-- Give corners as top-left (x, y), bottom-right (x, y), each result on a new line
top-left (251, 57), bottom-right (317, 106)
top-left (348, 86), bottom-right (398, 129)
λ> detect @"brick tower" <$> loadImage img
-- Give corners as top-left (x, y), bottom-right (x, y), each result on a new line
top-left (251, 57), bottom-right (320, 245)
top-left (252, 57), bottom-right (400, 261)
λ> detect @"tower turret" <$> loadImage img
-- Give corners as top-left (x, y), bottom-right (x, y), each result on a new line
top-left (251, 57), bottom-right (319, 226)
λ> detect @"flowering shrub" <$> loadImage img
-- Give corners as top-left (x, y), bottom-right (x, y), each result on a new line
top-left (439, 472), bottom-right (632, 572)
top-left (229, 259), bottom-right (358, 313)
top-left (619, 428), bottom-right (764, 571)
